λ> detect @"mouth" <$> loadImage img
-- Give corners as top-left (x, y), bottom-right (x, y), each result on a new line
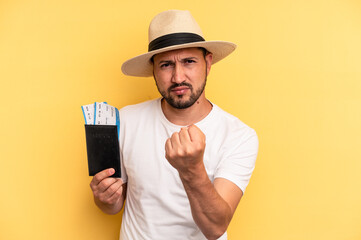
top-left (169, 83), bottom-right (193, 96)
top-left (171, 86), bottom-right (190, 95)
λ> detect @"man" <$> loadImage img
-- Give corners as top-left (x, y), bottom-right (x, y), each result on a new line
top-left (90, 10), bottom-right (258, 240)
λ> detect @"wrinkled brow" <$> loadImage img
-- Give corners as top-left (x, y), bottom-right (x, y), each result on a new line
top-left (158, 57), bottom-right (198, 64)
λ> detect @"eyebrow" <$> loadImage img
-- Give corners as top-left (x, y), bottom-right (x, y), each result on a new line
top-left (157, 57), bottom-right (198, 65)
top-left (182, 57), bottom-right (198, 62)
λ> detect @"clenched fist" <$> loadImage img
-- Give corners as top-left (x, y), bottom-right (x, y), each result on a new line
top-left (165, 125), bottom-right (206, 173)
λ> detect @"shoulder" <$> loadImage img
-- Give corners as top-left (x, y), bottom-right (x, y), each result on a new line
top-left (120, 98), bottom-right (158, 112)
top-left (211, 104), bottom-right (257, 139)
top-left (119, 98), bottom-right (159, 118)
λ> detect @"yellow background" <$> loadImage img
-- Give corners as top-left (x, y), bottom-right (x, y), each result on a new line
top-left (1, 0), bottom-right (360, 239)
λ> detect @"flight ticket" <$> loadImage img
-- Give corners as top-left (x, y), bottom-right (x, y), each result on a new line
top-left (81, 102), bottom-right (120, 132)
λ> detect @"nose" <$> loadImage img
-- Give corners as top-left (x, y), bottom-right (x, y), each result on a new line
top-left (172, 63), bottom-right (186, 83)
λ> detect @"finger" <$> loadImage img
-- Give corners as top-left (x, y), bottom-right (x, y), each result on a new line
top-left (106, 179), bottom-right (124, 201)
top-left (170, 132), bottom-right (181, 148)
top-left (187, 125), bottom-right (205, 143)
top-left (165, 138), bottom-right (172, 151)
top-left (96, 177), bottom-right (118, 193)
top-left (90, 168), bottom-right (115, 186)
top-left (107, 186), bottom-right (124, 204)
top-left (103, 178), bottom-right (123, 199)
top-left (179, 127), bottom-right (191, 144)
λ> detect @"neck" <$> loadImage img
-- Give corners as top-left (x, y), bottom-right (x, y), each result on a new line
top-left (161, 94), bottom-right (213, 126)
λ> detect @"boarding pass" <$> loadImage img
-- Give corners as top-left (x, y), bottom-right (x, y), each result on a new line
top-left (81, 102), bottom-right (120, 134)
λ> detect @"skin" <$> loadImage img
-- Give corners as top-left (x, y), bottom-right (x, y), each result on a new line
top-left (90, 47), bottom-right (243, 239)
top-left (153, 48), bottom-right (213, 126)
top-left (89, 168), bottom-right (126, 215)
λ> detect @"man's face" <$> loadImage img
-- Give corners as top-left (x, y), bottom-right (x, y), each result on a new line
top-left (152, 47), bottom-right (213, 109)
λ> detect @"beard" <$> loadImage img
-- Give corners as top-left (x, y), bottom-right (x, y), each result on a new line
top-left (155, 78), bottom-right (207, 109)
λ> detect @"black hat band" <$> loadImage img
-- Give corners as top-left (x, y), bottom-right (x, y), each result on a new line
top-left (148, 33), bottom-right (205, 52)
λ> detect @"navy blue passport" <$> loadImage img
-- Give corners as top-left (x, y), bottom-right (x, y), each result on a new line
top-left (84, 125), bottom-right (121, 178)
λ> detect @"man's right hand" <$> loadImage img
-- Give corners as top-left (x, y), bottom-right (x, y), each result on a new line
top-left (90, 168), bottom-right (126, 215)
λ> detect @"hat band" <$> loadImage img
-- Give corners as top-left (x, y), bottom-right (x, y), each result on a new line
top-left (148, 33), bottom-right (205, 52)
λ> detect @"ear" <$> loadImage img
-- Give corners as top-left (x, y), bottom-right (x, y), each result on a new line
top-left (205, 52), bottom-right (213, 76)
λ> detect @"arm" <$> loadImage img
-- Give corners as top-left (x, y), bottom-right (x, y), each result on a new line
top-left (165, 125), bottom-right (243, 239)
top-left (180, 166), bottom-right (243, 239)
top-left (90, 168), bottom-right (127, 215)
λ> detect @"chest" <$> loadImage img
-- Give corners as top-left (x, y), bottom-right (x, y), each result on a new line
top-left (121, 121), bottom-right (226, 193)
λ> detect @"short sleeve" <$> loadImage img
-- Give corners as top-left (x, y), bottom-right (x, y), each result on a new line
top-left (214, 128), bottom-right (259, 194)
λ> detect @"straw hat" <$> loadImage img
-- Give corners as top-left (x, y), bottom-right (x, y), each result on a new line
top-left (121, 10), bottom-right (237, 77)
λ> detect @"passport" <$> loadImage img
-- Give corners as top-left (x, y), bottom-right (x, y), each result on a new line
top-left (84, 124), bottom-right (121, 178)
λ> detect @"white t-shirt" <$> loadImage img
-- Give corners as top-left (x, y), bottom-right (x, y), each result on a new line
top-left (118, 98), bottom-right (258, 240)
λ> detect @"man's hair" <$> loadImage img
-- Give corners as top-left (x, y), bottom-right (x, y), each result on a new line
top-left (198, 47), bottom-right (209, 58)
top-left (150, 47), bottom-right (210, 64)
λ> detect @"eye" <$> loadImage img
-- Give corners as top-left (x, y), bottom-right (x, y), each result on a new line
top-left (159, 62), bottom-right (173, 68)
top-left (185, 59), bottom-right (196, 64)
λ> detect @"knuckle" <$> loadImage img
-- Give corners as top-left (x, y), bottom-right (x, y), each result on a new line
top-left (167, 153), bottom-right (174, 160)
top-left (171, 132), bottom-right (179, 139)
top-left (94, 175), bottom-right (102, 183)
top-left (184, 146), bottom-right (192, 154)
top-left (92, 191), bottom-right (99, 198)
top-left (194, 145), bottom-right (201, 152)
top-left (97, 181), bottom-right (106, 190)
top-left (105, 196), bottom-right (117, 205)
top-left (101, 178), bottom-right (114, 188)
top-left (101, 178), bottom-right (110, 185)
top-left (177, 149), bottom-right (186, 158)
top-left (98, 195), bottom-right (106, 203)
top-left (113, 190), bottom-right (122, 198)
top-left (167, 149), bottom-right (175, 158)
top-left (195, 142), bottom-right (204, 151)
top-left (108, 184), bottom-right (117, 193)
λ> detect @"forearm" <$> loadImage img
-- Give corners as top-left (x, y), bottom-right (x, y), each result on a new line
top-left (179, 164), bottom-right (233, 240)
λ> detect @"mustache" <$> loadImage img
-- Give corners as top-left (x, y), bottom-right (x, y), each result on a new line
top-left (168, 82), bottom-right (193, 92)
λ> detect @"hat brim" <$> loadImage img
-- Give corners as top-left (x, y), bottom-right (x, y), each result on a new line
top-left (121, 41), bottom-right (237, 77)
